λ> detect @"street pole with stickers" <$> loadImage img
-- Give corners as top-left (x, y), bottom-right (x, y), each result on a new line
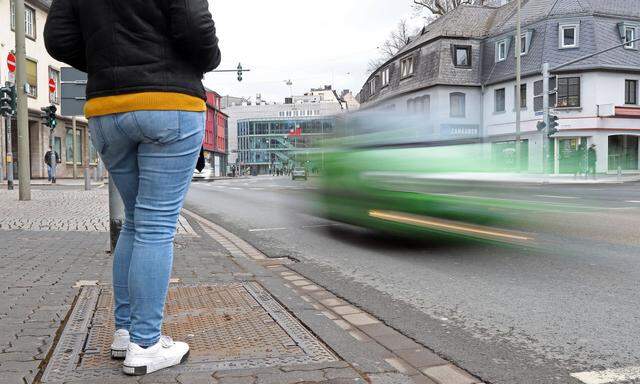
top-left (61, 67), bottom-right (124, 252)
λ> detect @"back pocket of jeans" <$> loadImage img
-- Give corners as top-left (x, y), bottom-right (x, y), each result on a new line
top-left (133, 110), bottom-right (181, 144)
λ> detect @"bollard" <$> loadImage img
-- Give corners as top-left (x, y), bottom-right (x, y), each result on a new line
top-left (108, 176), bottom-right (125, 253)
top-left (84, 167), bottom-right (91, 190)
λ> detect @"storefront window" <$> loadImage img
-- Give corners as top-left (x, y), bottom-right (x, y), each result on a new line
top-left (608, 135), bottom-right (639, 171)
top-left (492, 140), bottom-right (528, 171)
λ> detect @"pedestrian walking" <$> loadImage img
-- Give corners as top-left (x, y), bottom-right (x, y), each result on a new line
top-left (44, 0), bottom-right (220, 376)
top-left (44, 146), bottom-right (60, 183)
top-left (587, 144), bottom-right (597, 179)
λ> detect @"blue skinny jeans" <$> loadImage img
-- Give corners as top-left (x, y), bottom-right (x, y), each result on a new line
top-left (89, 110), bottom-right (204, 346)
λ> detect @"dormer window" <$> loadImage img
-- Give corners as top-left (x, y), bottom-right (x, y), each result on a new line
top-left (625, 26), bottom-right (636, 49)
top-left (496, 40), bottom-right (508, 62)
top-left (518, 30), bottom-right (533, 56)
top-left (618, 22), bottom-right (638, 49)
top-left (453, 45), bottom-right (472, 68)
top-left (381, 67), bottom-right (390, 87)
top-left (400, 56), bottom-right (414, 78)
top-left (559, 23), bottom-right (579, 49)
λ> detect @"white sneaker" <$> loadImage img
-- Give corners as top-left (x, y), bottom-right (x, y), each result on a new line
top-left (122, 335), bottom-right (189, 376)
top-left (110, 329), bottom-right (130, 359)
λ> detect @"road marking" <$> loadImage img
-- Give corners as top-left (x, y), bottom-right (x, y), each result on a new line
top-left (535, 195), bottom-right (578, 199)
top-left (229, 187), bottom-right (243, 190)
top-left (571, 366), bottom-right (640, 384)
top-left (301, 224), bottom-right (339, 229)
top-left (249, 188), bottom-right (265, 191)
top-left (248, 227), bottom-right (288, 232)
top-left (626, 200), bottom-right (640, 203)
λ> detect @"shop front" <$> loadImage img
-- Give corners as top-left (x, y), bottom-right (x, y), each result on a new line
top-left (608, 135), bottom-right (639, 172)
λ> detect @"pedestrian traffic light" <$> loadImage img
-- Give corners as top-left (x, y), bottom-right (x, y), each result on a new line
top-left (0, 84), bottom-right (16, 117)
top-left (548, 114), bottom-right (559, 136)
top-left (237, 63), bottom-right (243, 82)
top-left (40, 105), bottom-right (58, 129)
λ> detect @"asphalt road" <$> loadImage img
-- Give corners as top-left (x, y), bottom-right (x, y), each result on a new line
top-left (185, 176), bottom-right (640, 384)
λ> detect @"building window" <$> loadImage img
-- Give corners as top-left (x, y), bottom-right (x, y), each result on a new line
top-left (624, 26), bottom-right (637, 49)
top-left (48, 67), bottom-right (60, 104)
top-left (559, 24), bottom-right (579, 49)
top-left (26, 58), bottom-right (37, 98)
top-left (453, 45), bottom-right (472, 67)
top-left (450, 92), bottom-right (466, 117)
top-left (496, 40), bottom-right (507, 62)
top-left (514, 83), bottom-right (527, 109)
top-left (518, 31), bottom-right (533, 56)
top-left (626, 80), bottom-right (638, 105)
top-left (90, 142), bottom-right (99, 165)
top-left (10, 2), bottom-right (36, 40)
top-left (369, 78), bottom-right (376, 95)
top-left (66, 128), bottom-right (83, 165)
top-left (53, 137), bottom-right (62, 162)
top-left (495, 88), bottom-right (506, 113)
top-left (407, 95), bottom-right (430, 114)
top-left (556, 77), bottom-right (581, 108)
top-left (381, 67), bottom-right (390, 87)
top-left (400, 56), bottom-right (414, 78)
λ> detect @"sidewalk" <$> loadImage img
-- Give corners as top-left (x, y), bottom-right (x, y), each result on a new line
top-left (0, 178), bottom-right (105, 187)
top-left (0, 188), bottom-right (483, 384)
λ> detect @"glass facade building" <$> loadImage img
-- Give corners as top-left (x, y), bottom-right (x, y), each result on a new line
top-left (237, 118), bottom-right (336, 175)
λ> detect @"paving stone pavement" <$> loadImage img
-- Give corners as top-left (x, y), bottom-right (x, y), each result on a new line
top-left (1, 189), bottom-right (482, 384)
top-left (0, 188), bottom-right (195, 235)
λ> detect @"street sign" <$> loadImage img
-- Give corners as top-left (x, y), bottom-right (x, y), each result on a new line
top-left (49, 78), bottom-right (56, 94)
top-left (61, 67), bottom-right (87, 117)
top-left (6, 52), bottom-right (16, 73)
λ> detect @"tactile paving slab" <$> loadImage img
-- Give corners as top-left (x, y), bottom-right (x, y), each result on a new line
top-left (41, 283), bottom-right (337, 383)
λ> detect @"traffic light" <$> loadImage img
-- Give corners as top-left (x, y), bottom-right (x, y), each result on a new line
top-left (40, 105), bottom-right (58, 129)
top-left (0, 84), bottom-right (16, 117)
top-left (547, 114), bottom-right (559, 136)
top-left (237, 63), bottom-right (243, 82)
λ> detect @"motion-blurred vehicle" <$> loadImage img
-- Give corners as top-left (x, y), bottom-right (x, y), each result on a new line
top-left (292, 167), bottom-right (308, 181)
top-left (316, 112), bottom-right (570, 245)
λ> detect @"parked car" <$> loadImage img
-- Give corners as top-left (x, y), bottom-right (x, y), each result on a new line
top-left (291, 167), bottom-right (308, 180)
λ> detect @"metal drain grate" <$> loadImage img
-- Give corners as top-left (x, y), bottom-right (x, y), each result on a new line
top-left (41, 283), bottom-right (337, 383)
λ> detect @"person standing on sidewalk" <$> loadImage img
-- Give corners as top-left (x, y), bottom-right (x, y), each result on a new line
top-left (44, 0), bottom-right (221, 376)
top-left (587, 144), bottom-right (597, 179)
top-left (44, 146), bottom-right (60, 183)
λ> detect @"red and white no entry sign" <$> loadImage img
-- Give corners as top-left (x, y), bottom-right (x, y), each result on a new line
top-left (49, 78), bottom-right (56, 93)
top-left (7, 52), bottom-right (16, 73)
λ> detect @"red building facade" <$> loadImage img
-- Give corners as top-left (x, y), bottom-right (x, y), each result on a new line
top-left (204, 90), bottom-right (229, 176)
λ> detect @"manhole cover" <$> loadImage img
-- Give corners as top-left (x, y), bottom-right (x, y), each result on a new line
top-left (41, 283), bottom-right (337, 383)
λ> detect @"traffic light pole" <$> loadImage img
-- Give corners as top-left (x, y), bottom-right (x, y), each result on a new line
top-left (5, 117), bottom-right (14, 190)
top-left (542, 63), bottom-right (550, 177)
top-left (15, 0), bottom-right (30, 200)
top-left (49, 126), bottom-right (56, 184)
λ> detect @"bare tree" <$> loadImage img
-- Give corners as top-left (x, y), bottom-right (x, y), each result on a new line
top-left (368, 20), bottom-right (417, 73)
top-left (413, 0), bottom-right (486, 17)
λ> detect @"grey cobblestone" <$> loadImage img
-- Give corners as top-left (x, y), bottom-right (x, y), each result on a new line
top-left (254, 369), bottom-right (325, 384)
top-left (0, 188), bottom-right (194, 235)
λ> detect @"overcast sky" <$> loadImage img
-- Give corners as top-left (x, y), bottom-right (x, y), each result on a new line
top-left (204, 0), bottom-right (425, 103)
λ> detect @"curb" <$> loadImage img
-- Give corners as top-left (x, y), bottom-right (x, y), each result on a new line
top-left (182, 208), bottom-right (485, 384)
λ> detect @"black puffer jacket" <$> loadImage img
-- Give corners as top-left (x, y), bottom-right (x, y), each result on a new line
top-left (44, 0), bottom-right (221, 101)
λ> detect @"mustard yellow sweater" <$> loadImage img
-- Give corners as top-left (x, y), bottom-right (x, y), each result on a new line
top-left (84, 92), bottom-right (205, 118)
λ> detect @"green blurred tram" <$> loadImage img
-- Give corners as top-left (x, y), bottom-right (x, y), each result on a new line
top-left (315, 112), bottom-right (562, 245)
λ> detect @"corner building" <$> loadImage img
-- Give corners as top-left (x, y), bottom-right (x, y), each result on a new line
top-left (361, 0), bottom-right (640, 174)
